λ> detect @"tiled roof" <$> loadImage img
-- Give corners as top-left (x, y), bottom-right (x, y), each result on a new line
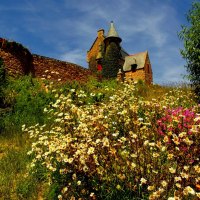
top-left (123, 51), bottom-right (148, 71)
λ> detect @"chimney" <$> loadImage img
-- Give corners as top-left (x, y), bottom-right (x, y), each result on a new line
top-left (97, 29), bottom-right (104, 37)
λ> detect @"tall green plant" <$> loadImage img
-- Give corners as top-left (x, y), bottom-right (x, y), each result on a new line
top-left (179, 1), bottom-right (200, 101)
top-left (102, 42), bottom-right (121, 78)
top-left (3, 76), bottom-right (54, 132)
top-left (88, 56), bottom-right (97, 73)
top-left (0, 57), bottom-right (6, 107)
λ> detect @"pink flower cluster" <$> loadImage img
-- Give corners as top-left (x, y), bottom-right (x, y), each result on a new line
top-left (157, 107), bottom-right (198, 136)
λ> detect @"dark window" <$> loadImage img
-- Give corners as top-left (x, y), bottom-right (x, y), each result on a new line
top-left (131, 64), bottom-right (137, 72)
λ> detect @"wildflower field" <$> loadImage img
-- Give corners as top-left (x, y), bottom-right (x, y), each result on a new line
top-left (0, 77), bottom-right (200, 200)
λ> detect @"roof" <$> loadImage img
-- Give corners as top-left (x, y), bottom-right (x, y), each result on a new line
top-left (123, 51), bottom-right (148, 71)
top-left (106, 21), bottom-right (122, 42)
top-left (120, 48), bottom-right (129, 59)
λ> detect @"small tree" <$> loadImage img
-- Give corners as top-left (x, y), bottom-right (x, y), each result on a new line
top-left (102, 42), bottom-right (121, 78)
top-left (179, 1), bottom-right (200, 100)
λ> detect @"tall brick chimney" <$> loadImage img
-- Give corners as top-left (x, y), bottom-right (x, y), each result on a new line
top-left (97, 29), bottom-right (104, 38)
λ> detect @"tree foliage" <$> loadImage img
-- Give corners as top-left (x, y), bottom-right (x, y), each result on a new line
top-left (88, 56), bottom-right (97, 73)
top-left (179, 1), bottom-right (200, 99)
top-left (102, 42), bottom-right (121, 78)
top-left (0, 58), bottom-right (6, 107)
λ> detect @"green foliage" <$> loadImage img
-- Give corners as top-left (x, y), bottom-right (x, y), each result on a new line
top-left (16, 176), bottom-right (37, 199)
top-left (1, 76), bottom-right (54, 133)
top-left (179, 1), bottom-right (200, 100)
top-left (89, 56), bottom-right (97, 73)
top-left (0, 146), bottom-right (34, 199)
top-left (0, 57), bottom-right (7, 107)
top-left (0, 131), bottom-right (48, 199)
top-left (102, 42), bottom-right (121, 78)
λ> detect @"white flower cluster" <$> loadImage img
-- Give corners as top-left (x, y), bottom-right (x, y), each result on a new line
top-left (23, 82), bottom-right (200, 199)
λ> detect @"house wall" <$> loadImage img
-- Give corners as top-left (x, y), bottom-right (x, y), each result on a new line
top-left (87, 29), bottom-right (105, 63)
top-left (125, 69), bottom-right (145, 82)
top-left (124, 53), bottom-right (153, 84)
top-left (144, 55), bottom-right (153, 84)
top-left (125, 68), bottom-right (152, 84)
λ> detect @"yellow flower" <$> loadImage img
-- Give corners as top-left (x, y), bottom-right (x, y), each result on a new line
top-left (102, 137), bottom-right (109, 147)
top-left (183, 137), bottom-right (193, 145)
top-left (183, 186), bottom-right (195, 195)
top-left (147, 185), bottom-right (155, 191)
top-left (116, 184), bottom-right (121, 190)
top-left (131, 162), bottom-right (136, 169)
top-left (164, 136), bottom-right (169, 143)
top-left (174, 176), bottom-right (182, 182)
top-left (62, 187), bottom-right (68, 193)
top-left (140, 178), bottom-right (147, 185)
top-left (153, 153), bottom-right (160, 158)
top-left (167, 153), bottom-right (174, 160)
top-left (172, 135), bottom-right (180, 145)
top-left (179, 132), bottom-right (186, 138)
top-left (77, 180), bottom-right (81, 186)
top-left (180, 172), bottom-right (189, 179)
top-left (175, 183), bottom-right (181, 188)
top-left (87, 147), bottom-right (95, 155)
top-left (161, 180), bottom-right (168, 187)
top-left (169, 167), bottom-right (176, 174)
top-left (194, 165), bottom-right (200, 173)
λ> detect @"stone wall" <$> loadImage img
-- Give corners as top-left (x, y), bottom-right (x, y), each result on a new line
top-left (125, 69), bottom-right (145, 82)
top-left (125, 69), bottom-right (144, 81)
top-left (0, 38), bottom-right (33, 76)
top-left (33, 55), bottom-right (91, 82)
top-left (125, 69), bottom-right (152, 84)
top-left (0, 38), bottom-right (91, 82)
top-left (87, 29), bottom-right (105, 71)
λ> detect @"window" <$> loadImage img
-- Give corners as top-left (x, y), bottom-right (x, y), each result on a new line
top-left (131, 64), bottom-right (137, 72)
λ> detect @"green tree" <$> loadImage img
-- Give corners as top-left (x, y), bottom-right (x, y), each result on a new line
top-left (0, 58), bottom-right (6, 107)
top-left (179, 1), bottom-right (200, 100)
top-left (89, 56), bottom-right (97, 73)
top-left (102, 42), bottom-right (121, 78)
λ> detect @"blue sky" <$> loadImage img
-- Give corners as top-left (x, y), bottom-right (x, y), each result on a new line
top-left (0, 0), bottom-right (195, 84)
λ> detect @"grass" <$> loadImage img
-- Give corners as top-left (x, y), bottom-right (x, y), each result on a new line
top-left (0, 132), bottom-right (47, 200)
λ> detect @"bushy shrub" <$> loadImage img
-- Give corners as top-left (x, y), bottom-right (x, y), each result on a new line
top-left (1, 76), bottom-right (55, 133)
top-left (24, 81), bottom-right (200, 200)
top-left (0, 57), bottom-right (7, 107)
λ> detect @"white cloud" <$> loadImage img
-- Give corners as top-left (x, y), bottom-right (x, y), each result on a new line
top-left (59, 49), bottom-right (87, 67)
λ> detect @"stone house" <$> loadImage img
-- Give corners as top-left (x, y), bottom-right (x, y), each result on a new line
top-left (87, 21), bottom-right (153, 84)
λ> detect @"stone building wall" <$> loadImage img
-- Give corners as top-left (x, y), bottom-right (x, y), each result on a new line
top-left (125, 69), bottom-right (153, 84)
top-left (144, 55), bottom-right (153, 84)
top-left (0, 38), bottom-right (33, 76)
top-left (87, 29), bottom-right (105, 67)
top-left (125, 69), bottom-right (145, 82)
top-left (125, 68), bottom-right (152, 84)
top-left (0, 38), bottom-right (91, 82)
top-left (33, 55), bottom-right (91, 82)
